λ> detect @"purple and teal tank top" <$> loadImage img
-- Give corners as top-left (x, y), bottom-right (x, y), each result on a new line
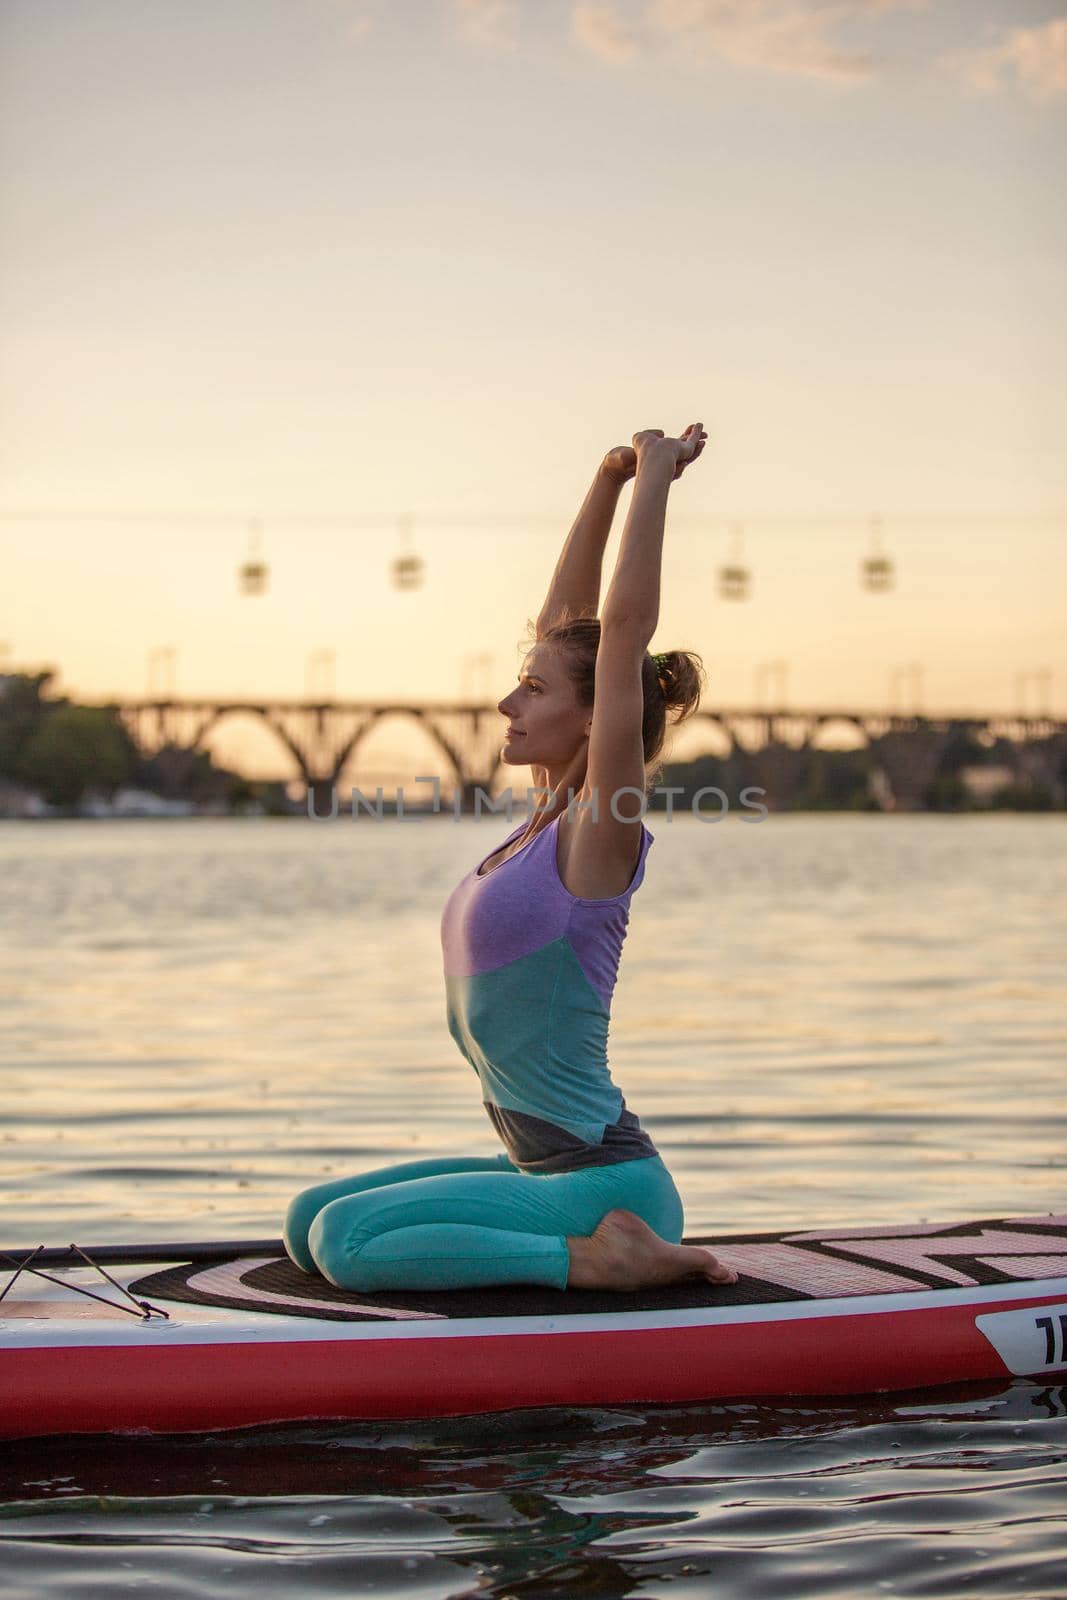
top-left (440, 810), bottom-right (660, 1173)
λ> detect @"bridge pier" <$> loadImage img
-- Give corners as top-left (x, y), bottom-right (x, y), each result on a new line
top-left (867, 728), bottom-right (953, 811)
top-left (454, 776), bottom-right (513, 815)
top-left (1011, 734), bottom-right (1067, 806)
top-left (737, 742), bottom-right (811, 811)
top-left (305, 777), bottom-right (339, 819)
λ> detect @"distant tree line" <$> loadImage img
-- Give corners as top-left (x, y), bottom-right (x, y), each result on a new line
top-left (655, 723), bottom-right (1065, 812)
top-left (0, 671), bottom-right (290, 813)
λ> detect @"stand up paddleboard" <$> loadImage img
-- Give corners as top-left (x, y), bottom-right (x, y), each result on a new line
top-left (3, 1213), bottom-right (1066, 1439)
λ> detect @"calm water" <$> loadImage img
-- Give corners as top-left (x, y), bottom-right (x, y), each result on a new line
top-left (1, 813), bottom-right (1065, 1597)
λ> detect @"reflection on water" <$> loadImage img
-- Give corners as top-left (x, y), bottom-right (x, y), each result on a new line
top-left (1, 815), bottom-right (1065, 1597)
top-left (0, 1384), bottom-right (1065, 1598)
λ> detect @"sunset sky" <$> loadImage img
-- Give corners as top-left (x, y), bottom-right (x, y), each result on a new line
top-left (1, 0), bottom-right (1064, 778)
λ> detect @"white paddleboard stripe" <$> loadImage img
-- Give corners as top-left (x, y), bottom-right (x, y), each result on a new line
top-left (812, 1229), bottom-right (1067, 1287)
top-left (708, 1244), bottom-right (921, 1295)
top-left (977, 1255), bottom-right (1067, 1279)
top-left (183, 1259), bottom-right (448, 1321)
top-left (791, 1217), bottom-right (1067, 1241)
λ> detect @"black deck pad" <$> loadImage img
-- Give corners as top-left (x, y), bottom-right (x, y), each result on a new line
top-left (128, 1215), bottom-right (1067, 1323)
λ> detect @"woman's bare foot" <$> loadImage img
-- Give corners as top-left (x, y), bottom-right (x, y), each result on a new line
top-left (565, 1209), bottom-right (738, 1291)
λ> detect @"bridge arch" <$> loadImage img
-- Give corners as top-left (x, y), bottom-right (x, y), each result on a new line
top-left (810, 715), bottom-right (870, 751)
top-left (673, 712), bottom-right (736, 759)
top-left (335, 707), bottom-right (469, 794)
top-left (187, 704), bottom-right (312, 782)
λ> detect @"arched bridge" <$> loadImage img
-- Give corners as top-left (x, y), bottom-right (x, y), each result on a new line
top-left (114, 698), bottom-right (1067, 812)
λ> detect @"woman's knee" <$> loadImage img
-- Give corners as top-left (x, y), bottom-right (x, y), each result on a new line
top-left (306, 1200), bottom-right (375, 1289)
top-left (283, 1160), bottom-right (445, 1271)
top-left (283, 1179), bottom-right (346, 1273)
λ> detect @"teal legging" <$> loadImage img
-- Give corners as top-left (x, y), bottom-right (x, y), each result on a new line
top-left (283, 1150), bottom-right (685, 1293)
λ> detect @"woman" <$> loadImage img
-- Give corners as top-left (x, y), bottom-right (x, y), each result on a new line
top-left (284, 423), bottom-right (737, 1293)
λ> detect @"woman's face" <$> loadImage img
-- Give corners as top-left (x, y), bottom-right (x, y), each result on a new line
top-left (496, 644), bottom-right (591, 769)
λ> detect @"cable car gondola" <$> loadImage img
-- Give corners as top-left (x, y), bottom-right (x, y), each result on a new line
top-left (861, 514), bottom-right (894, 592)
top-left (239, 519), bottom-right (269, 596)
top-left (718, 522), bottom-right (750, 600)
top-left (391, 514), bottom-right (424, 591)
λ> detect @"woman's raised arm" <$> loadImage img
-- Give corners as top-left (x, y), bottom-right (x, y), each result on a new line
top-left (534, 447), bottom-right (636, 638)
top-left (600, 424), bottom-right (707, 635)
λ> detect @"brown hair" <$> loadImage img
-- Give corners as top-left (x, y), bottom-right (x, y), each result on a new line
top-left (524, 605), bottom-right (705, 797)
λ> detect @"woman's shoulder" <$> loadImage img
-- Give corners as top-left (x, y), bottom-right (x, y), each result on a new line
top-left (555, 808), bottom-right (651, 901)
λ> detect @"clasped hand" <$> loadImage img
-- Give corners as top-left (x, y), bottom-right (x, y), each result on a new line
top-left (602, 422), bottom-right (707, 486)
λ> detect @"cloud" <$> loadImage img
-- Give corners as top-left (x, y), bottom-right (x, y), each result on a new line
top-left (447, 0), bottom-right (1067, 104)
top-left (569, 0), bottom-right (936, 84)
top-left (650, 1), bottom-right (877, 82)
top-left (939, 16), bottom-right (1067, 105)
top-left (443, 0), bottom-right (932, 78)
top-left (573, 3), bottom-right (641, 64)
top-left (313, 0), bottom-right (382, 41)
top-left (454, 0), bottom-right (522, 51)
